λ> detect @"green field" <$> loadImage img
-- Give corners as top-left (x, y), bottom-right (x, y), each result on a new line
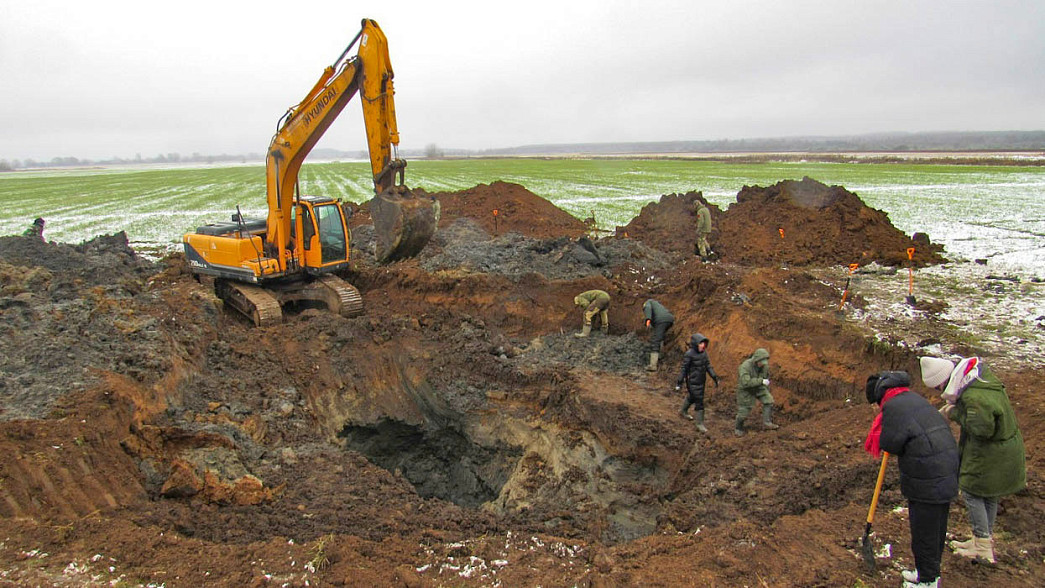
top-left (1, 159), bottom-right (1043, 267)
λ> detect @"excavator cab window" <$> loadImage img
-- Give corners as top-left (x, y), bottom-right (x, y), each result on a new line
top-left (315, 203), bottom-right (348, 264)
top-left (290, 206), bottom-right (317, 251)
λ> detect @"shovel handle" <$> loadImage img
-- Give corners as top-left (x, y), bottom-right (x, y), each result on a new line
top-left (866, 452), bottom-right (889, 524)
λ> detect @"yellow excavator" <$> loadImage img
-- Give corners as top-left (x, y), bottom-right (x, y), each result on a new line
top-left (183, 19), bottom-right (438, 326)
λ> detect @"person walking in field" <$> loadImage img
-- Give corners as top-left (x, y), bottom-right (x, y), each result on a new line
top-left (642, 298), bottom-right (674, 371)
top-left (865, 370), bottom-right (959, 588)
top-left (694, 202), bottom-right (713, 261)
top-left (920, 355), bottom-right (1026, 565)
top-left (573, 289), bottom-right (610, 338)
top-left (675, 333), bottom-right (719, 433)
top-left (734, 348), bottom-right (779, 436)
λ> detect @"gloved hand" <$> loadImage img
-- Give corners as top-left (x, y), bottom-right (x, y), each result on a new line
top-left (674, 385), bottom-right (681, 392)
top-left (762, 379), bottom-right (770, 386)
top-left (645, 319), bottom-right (651, 329)
top-left (939, 403), bottom-right (955, 418)
top-left (713, 377), bottom-right (720, 388)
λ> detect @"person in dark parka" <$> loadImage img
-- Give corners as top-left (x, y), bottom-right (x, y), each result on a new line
top-left (675, 333), bottom-right (719, 433)
top-left (865, 371), bottom-right (959, 588)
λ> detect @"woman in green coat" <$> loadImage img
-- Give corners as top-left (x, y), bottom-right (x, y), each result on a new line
top-left (920, 356), bottom-right (1026, 564)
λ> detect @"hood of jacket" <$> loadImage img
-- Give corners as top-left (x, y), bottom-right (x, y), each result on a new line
top-left (751, 348), bottom-right (770, 362)
top-left (689, 333), bottom-right (709, 349)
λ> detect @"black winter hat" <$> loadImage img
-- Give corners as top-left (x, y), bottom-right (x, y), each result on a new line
top-left (865, 370), bottom-right (911, 404)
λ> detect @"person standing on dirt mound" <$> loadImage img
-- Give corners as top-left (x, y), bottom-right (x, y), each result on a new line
top-left (573, 289), bottom-right (610, 338)
top-left (733, 348), bottom-right (779, 436)
top-left (23, 217), bottom-right (45, 239)
top-left (642, 299), bottom-right (674, 371)
top-left (920, 355), bottom-right (1026, 565)
top-left (864, 370), bottom-right (958, 588)
top-left (694, 202), bottom-right (713, 261)
top-left (675, 333), bottom-right (719, 433)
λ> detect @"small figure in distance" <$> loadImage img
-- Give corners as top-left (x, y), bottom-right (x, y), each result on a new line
top-left (573, 289), bottom-right (610, 338)
top-left (675, 333), bottom-right (719, 433)
top-left (23, 217), bottom-right (45, 240)
top-left (642, 298), bottom-right (674, 372)
top-left (865, 370), bottom-right (958, 588)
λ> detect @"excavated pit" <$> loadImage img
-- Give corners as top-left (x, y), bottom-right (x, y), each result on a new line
top-left (338, 418), bottom-right (521, 508)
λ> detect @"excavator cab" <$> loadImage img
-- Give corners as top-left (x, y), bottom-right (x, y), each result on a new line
top-left (291, 197), bottom-right (351, 271)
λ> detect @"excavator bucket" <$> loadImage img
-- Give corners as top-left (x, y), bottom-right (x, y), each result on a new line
top-left (370, 187), bottom-right (440, 263)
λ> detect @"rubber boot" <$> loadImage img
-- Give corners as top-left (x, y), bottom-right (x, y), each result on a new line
top-left (679, 405), bottom-right (694, 420)
top-left (954, 536), bottom-right (995, 564)
top-left (574, 324), bottom-right (591, 338)
top-left (901, 577), bottom-right (939, 588)
top-left (646, 352), bottom-right (659, 372)
top-left (949, 536), bottom-right (975, 551)
top-left (733, 416), bottom-right (745, 437)
top-left (762, 405), bottom-right (780, 430)
top-left (695, 410), bottom-right (708, 434)
top-left (600, 324), bottom-right (609, 335)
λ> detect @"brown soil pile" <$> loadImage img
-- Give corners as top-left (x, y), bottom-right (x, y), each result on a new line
top-left (351, 180), bottom-right (589, 240)
top-left (0, 180), bottom-right (1040, 587)
top-left (621, 177), bottom-right (947, 267)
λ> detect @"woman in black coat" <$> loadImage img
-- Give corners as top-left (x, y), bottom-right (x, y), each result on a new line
top-left (865, 371), bottom-right (959, 588)
top-left (675, 333), bottom-right (719, 433)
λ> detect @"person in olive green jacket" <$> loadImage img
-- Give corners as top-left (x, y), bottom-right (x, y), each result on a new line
top-left (694, 202), bottom-right (713, 261)
top-left (573, 289), bottom-right (610, 338)
top-left (920, 355), bottom-right (1026, 564)
top-left (734, 348), bottom-right (780, 436)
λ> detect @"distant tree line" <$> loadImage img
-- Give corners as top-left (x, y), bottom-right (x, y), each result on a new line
top-left (481, 131), bottom-right (1045, 156)
top-left (2, 131), bottom-right (1043, 172)
top-left (0, 152), bottom-right (264, 171)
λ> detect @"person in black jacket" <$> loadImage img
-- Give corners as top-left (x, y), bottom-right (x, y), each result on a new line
top-left (675, 333), bottom-right (719, 433)
top-left (864, 371), bottom-right (959, 588)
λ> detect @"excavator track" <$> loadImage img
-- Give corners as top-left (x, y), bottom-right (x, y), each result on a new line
top-left (215, 280), bottom-right (283, 327)
top-left (313, 275), bottom-right (364, 318)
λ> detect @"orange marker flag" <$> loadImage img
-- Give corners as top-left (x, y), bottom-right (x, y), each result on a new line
top-left (906, 247), bottom-right (916, 295)
top-left (779, 228), bottom-right (785, 239)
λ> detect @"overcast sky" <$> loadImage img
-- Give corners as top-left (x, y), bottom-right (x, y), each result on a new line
top-left (2, 0), bottom-right (1043, 161)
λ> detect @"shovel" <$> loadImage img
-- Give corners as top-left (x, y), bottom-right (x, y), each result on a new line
top-left (905, 247), bottom-right (917, 306)
top-left (861, 451), bottom-right (890, 572)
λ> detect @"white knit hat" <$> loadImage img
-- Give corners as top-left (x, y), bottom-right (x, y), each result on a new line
top-left (920, 356), bottom-right (955, 389)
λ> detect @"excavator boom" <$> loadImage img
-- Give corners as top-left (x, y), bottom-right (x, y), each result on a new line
top-left (267, 18), bottom-right (437, 266)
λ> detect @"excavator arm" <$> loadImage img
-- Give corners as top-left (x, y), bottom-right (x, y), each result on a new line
top-left (265, 18), bottom-right (436, 268)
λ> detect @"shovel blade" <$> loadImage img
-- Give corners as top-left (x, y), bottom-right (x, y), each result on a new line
top-left (861, 532), bottom-right (876, 572)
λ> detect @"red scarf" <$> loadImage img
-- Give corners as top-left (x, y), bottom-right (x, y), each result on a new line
top-left (864, 387), bottom-right (906, 457)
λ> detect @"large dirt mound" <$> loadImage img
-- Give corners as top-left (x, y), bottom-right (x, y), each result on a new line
top-left (351, 181), bottom-right (589, 240)
top-left (622, 177), bottom-right (946, 267)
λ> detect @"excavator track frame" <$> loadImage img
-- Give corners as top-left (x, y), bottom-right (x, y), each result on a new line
top-left (301, 275), bottom-right (365, 318)
top-left (214, 276), bottom-right (364, 327)
top-left (215, 279), bottom-right (283, 327)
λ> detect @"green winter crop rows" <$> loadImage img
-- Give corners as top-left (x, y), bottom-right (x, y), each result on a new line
top-left (1, 159), bottom-right (1043, 270)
